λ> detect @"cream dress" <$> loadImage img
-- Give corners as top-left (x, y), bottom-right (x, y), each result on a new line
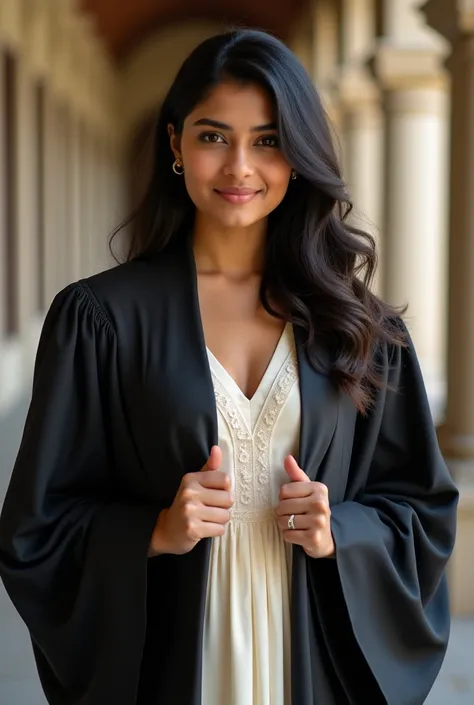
top-left (202, 322), bottom-right (301, 705)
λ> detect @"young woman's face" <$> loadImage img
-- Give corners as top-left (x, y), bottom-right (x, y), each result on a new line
top-left (170, 81), bottom-right (293, 230)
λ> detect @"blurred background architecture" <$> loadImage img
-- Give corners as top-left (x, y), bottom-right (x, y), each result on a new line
top-left (1, 0), bottom-right (474, 703)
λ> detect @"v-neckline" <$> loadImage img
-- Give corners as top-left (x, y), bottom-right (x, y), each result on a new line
top-left (151, 230), bottom-right (341, 492)
top-left (205, 322), bottom-right (292, 404)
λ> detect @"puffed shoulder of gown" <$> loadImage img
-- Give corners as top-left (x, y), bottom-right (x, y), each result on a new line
top-left (0, 248), bottom-right (459, 705)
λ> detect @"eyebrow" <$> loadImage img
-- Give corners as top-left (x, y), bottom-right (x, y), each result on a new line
top-left (192, 118), bottom-right (278, 132)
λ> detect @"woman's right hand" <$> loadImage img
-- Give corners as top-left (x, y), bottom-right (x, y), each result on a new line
top-left (148, 446), bottom-right (233, 556)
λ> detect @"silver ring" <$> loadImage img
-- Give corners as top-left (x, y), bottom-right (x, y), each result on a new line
top-left (288, 514), bottom-right (296, 530)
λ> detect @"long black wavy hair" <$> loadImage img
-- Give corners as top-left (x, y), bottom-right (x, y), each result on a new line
top-left (111, 28), bottom-right (406, 414)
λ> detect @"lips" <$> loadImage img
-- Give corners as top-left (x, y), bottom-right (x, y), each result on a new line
top-left (217, 187), bottom-right (259, 195)
top-left (214, 187), bottom-right (261, 204)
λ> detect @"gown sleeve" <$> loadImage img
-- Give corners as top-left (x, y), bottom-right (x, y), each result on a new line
top-left (322, 323), bottom-right (458, 705)
top-left (0, 283), bottom-right (160, 705)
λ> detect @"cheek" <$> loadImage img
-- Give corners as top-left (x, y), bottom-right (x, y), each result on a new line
top-left (260, 152), bottom-right (291, 188)
top-left (185, 151), bottom-right (219, 184)
top-left (264, 165), bottom-right (292, 203)
top-left (182, 152), bottom-right (220, 203)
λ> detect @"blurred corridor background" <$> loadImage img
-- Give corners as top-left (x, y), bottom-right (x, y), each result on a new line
top-left (1, 0), bottom-right (474, 703)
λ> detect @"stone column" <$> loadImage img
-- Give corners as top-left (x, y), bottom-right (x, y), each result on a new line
top-left (43, 88), bottom-right (60, 307)
top-left (338, 0), bottom-right (384, 295)
top-left (56, 103), bottom-right (70, 291)
top-left (86, 127), bottom-right (100, 276)
top-left (312, 0), bottom-right (343, 139)
top-left (64, 106), bottom-right (75, 288)
top-left (69, 111), bottom-right (82, 283)
top-left (422, 0), bottom-right (474, 615)
top-left (0, 50), bottom-right (6, 339)
top-left (95, 137), bottom-right (108, 274)
top-left (14, 58), bottom-right (38, 335)
top-left (371, 0), bottom-right (450, 424)
top-left (101, 139), bottom-right (118, 271)
top-left (80, 123), bottom-right (90, 277)
top-left (289, 9), bottom-right (313, 75)
top-left (108, 141), bottom-right (128, 263)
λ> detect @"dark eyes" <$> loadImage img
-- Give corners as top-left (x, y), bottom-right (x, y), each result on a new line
top-left (199, 133), bottom-right (224, 144)
top-left (258, 136), bottom-right (279, 148)
top-left (198, 132), bottom-right (279, 148)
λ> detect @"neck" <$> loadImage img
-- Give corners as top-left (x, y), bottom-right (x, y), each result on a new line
top-left (192, 214), bottom-right (267, 277)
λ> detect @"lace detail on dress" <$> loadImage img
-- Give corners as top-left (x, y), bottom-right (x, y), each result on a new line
top-left (211, 346), bottom-right (298, 522)
top-left (253, 356), bottom-right (298, 516)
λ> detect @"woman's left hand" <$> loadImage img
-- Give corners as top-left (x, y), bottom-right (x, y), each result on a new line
top-left (275, 455), bottom-right (335, 559)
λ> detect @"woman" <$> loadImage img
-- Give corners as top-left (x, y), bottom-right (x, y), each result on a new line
top-left (0, 29), bottom-right (458, 705)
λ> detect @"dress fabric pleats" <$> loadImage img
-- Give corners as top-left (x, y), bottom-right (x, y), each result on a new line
top-left (202, 323), bottom-right (300, 705)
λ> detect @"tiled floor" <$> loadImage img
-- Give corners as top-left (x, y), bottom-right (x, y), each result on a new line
top-left (426, 618), bottom-right (474, 704)
top-left (1, 401), bottom-right (472, 705)
top-left (0, 400), bottom-right (48, 705)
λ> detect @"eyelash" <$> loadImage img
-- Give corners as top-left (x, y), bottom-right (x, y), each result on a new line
top-left (198, 132), bottom-right (279, 148)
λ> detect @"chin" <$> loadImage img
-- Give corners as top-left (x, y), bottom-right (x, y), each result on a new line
top-left (210, 207), bottom-right (267, 230)
top-left (218, 216), bottom-right (261, 229)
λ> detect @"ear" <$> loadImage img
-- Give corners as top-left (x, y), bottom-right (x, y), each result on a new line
top-left (167, 123), bottom-right (182, 161)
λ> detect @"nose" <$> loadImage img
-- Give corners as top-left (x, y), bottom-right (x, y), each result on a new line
top-left (223, 145), bottom-right (255, 179)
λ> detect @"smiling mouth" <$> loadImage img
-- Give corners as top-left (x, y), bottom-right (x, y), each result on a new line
top-left (214, 188), bottom-right (261, 204)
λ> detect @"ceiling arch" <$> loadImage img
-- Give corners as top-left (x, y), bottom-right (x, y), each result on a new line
top-left (80, 0), bottom-right (308, 60)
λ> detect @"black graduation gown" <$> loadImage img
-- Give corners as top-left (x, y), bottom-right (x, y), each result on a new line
top-left (0, 237), bottom-right (458, 705)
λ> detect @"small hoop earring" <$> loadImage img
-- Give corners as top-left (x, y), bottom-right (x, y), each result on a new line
top-left (172, 159), bottom-right (184, 175)
top-left (291, 170), bottom-right (297, 181)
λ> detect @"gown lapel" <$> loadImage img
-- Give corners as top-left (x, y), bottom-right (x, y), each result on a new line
top-left (182, 231), bottom-right (341, 486)
top-left (294, 325), bottom-right (340, 484)
top-left (139, 235), bottom-right (344, 705)
top-left (126, 236), bottom-right (218, 503)
top-left (143, 234), bottom-right (340, 496)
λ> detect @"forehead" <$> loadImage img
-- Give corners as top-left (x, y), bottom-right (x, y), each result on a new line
top-left (185, 81), bottom-right (276, 128)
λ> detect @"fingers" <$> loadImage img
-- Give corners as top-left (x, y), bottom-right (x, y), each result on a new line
top-left (276, 495), bottom-right (328, 516)
top-left (279, 482), bottom-right (313, 501)
top-left (202, 445), bottom-right (222, 472)
top-left (275, 511), bottom-right (329, 532)
top-left (199, 470), bottom-right (231, 492)
top-left (183, 516), bottom-right (229, 542)
top-left (200, 487), bottom-right (234, 509)
top-left (284, 454), bottom-right (310, 482)
top-left (199, 506), bottom-right (231, 524)
top-left (184, 506), bottom-right (231, 541)
top-left (180, 473), bottom-right (233, 510)
top-left (279, 480), bottom-right (328, 501)
top-left (281, 529), bottom-right (308, 545)
top-left (199, 523), bottom-right (228, 538)
top-left (276, 497), bottom-right (315, 516)
top-left (279, 482), bottom-right (314, 501)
